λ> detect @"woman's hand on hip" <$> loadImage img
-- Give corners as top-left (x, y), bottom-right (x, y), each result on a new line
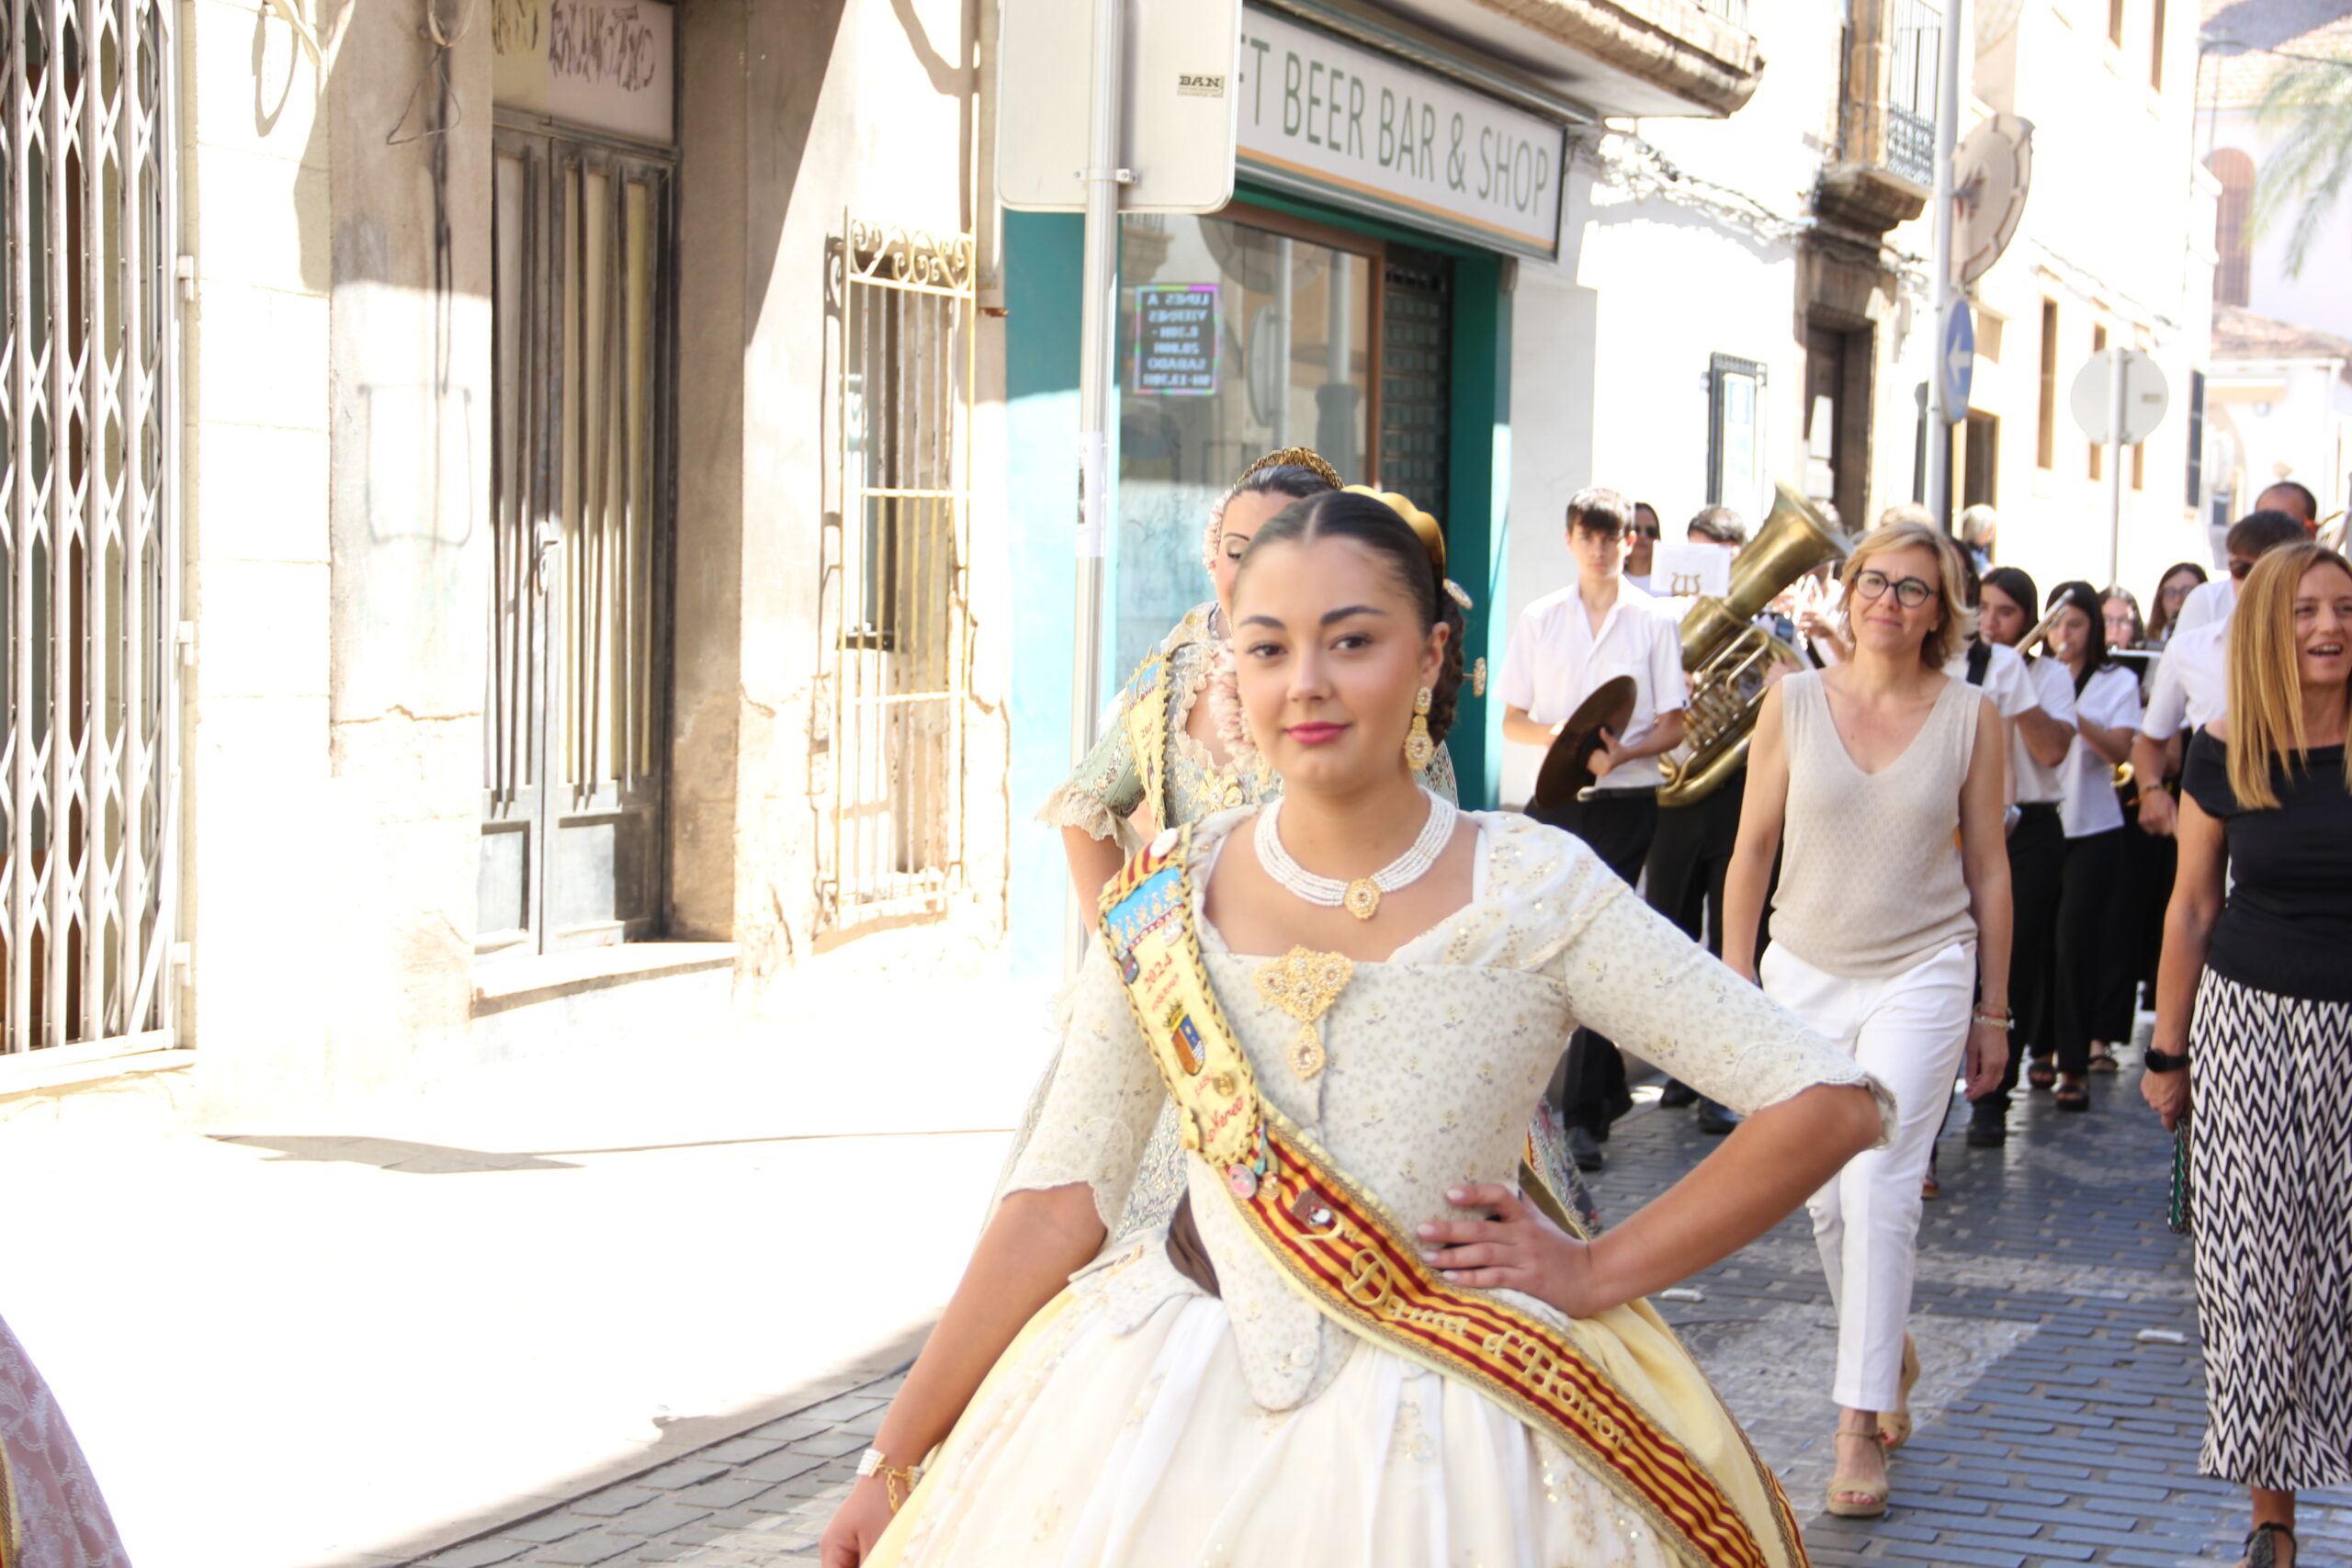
top-left (1418, 1184), bottom-right (1611, 1318)
top-left (1962, 1020), bottom-right (2009, 1101)
top-left (2141, 1065), bottom-right (2191, 1131)
top-left (820, 1477), bottom-right (897, 1568)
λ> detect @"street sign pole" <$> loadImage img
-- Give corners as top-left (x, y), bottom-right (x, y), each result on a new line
top-left (1066, 0), bottom-right (1125, 971)
top-left (2107, 346), bottom-right (2127, 589)
top-left (1924, 0), bottom-right (1966, 527)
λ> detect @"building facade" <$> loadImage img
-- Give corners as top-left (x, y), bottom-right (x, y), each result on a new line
top-left (2195, 0), bottom-right (2352, 529)
top-left (0, 0), bottom-right (1016, 1113)
top-left (995, 0), bottom-right (1773, 968)
top-left (0, 0), bottom-right (2221, 1104)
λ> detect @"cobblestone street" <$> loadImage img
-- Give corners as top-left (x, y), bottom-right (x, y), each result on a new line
top-left (408, 1055), bottom-right (2352, 1568)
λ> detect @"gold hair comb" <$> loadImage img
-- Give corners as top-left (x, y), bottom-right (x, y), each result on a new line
top-left (1241, 446), bottom-right (1343, 491)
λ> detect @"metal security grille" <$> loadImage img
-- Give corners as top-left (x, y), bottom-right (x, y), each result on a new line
top-left (0, 0), bottom-right (179, 1054)
top-left (820, 218), bottom-right (975, 925)
top-left (1380, 249), bottom-right (1452, 500)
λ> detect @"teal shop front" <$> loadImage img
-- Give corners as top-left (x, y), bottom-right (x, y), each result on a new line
top-left (1003, 3), bottom-right (1576, 977)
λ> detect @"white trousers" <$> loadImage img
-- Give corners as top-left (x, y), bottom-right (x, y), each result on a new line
top-left (1760, 940), bottom-right (1975, 1413)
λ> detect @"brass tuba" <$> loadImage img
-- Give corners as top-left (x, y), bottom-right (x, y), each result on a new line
top-left (1657, 483), bottom-right (1853, 807)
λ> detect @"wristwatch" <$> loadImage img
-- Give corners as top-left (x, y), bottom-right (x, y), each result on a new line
top-left (2143, 1046), bottom-right (2189, 1074)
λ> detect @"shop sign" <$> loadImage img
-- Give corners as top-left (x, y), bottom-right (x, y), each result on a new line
top-left (1133, 286), bottom-right (1220, 395)
top-left (1237, 6), bottom-right (1564, 258)
top-left (492, 0), bottom-right (674, 147)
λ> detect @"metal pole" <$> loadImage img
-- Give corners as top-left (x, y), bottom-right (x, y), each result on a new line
top-left (1924, 0), bottom-right (1965, 528)
top-left (2107, 346), bottom-right (2127, 589)
top-left (1068, 0), bottom-right (1125, 970)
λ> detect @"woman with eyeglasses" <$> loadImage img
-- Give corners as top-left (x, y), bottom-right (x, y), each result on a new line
top-left (1723, 520), bottom-right (2012, 1518)
top-left (2145, 562), bottom-right (2209, 649)
top-left (2041, 581), bottom-right (2143, 1108)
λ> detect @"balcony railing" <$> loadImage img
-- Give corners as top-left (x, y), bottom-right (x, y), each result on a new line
top-left (1693, 0), bottom-right (1750, 24)
top-left (1883, 0), bottom-right (1939, 186)
top-left (1819, 0), bottom-right (1939, 230)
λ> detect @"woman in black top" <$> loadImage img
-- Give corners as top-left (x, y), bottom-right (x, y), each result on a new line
top-left (2143, 543), bottom-right (2352, 1568)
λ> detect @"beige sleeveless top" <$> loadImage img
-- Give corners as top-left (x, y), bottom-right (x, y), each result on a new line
top-left (1770, 671), bottom-right (1981, 978)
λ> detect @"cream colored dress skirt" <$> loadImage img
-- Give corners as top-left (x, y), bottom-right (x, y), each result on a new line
top-left (871, 1280), bottom-right (1681, 1568)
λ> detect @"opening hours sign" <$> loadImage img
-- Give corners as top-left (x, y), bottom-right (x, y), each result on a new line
top-left (1133, 286), bottom-right (1220, 395)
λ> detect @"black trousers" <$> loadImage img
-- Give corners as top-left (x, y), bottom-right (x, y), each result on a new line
top-left (1644, 768), bottom-right (1745, 956)
top-left (2123, 810), bottom-right (2176, 1002)
top-left (1533, 789), bottom-right (1658, 1135)
top-left (2052, 827), bottom-right (2128, 1076)
top-left (1988, 802), bottom-right (2064, 1112)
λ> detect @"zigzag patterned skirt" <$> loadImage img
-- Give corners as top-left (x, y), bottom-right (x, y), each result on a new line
top-left (2189, 970), bottom-right (2352, 1491)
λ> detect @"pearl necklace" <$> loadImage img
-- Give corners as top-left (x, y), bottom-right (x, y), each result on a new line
top-left (1253, 790), bottom-right (1457, 920)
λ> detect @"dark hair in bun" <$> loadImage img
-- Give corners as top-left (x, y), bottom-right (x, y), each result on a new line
top-left (1237, 490), bottom-right (1467, 743)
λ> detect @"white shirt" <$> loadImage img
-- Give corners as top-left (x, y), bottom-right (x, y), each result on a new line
top-left (1945, 641), bottom-right (2067, 807)
top-left (2141, 620), bottom-right (2229, 736)
top-left (2014, 656), bottom-right (2077, 806)
top-left (1499, 577), bottom-right (1689, 791)
top-left (1623, 573), bottom-right (1654, 596)
top-left (2060, 665), bottom-right (2141, 838)
top-left (1945, 639), bottom-right (2035, 720)
top-left (2172, 576), bottom-right (2234, 636)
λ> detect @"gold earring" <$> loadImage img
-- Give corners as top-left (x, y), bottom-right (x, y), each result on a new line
top-left (1405, 687), bottom-right (1436, 770)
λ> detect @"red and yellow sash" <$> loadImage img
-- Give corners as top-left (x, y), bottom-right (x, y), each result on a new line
top-left (1100, 827), bottom-right (1806, 1568)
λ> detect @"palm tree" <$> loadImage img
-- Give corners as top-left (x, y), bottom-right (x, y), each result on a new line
top-left (2252, 51), bottom-right (2352, 277)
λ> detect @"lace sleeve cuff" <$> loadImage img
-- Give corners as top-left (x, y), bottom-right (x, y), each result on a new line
top-left (1036, 782), bottom-right (1147, 853)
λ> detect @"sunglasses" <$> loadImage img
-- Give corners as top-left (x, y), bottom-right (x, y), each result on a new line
top-left (1852, 569), bottom-right (1935, 609)
top-left (1634, 525), bottom-right (1660, 539)
top-left (2230, 558), bottom-right (2254, 580)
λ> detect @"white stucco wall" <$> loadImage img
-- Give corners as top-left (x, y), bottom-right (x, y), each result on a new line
top-left (1908, 0), bottom-right (2211, 602)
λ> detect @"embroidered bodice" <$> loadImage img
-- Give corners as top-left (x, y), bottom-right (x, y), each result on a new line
top-left (1004, 809), bottom-right (1895, 1414)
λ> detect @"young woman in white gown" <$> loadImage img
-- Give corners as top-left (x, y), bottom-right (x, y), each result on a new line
top-left (820, 489), bottom-right (1894, 1568)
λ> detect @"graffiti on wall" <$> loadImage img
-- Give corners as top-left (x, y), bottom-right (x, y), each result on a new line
top-left (492, 0), bottom-right (673, 143)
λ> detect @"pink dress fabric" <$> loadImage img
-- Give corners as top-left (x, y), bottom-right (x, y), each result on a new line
top-left (0, 1313), bottom-right (130, 1568)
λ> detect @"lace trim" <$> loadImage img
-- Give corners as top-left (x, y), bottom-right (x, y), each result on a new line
top-left (1037, 781), bottom-right (1146, 852)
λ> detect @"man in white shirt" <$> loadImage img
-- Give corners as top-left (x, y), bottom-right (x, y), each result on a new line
top-left (2132, 508), bottom-right (2307, 833)
top-left (2172, 484), bottom-right (2315, 635)
top-left (1500, 487), bottom-right (1687, 1168)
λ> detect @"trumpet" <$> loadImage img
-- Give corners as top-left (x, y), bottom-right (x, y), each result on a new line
top-left (2010, 606), bottom-right (2133, 792)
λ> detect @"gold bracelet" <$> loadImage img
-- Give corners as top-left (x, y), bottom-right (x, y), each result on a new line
top-left (854, 1447), bottom-right (922, 1512)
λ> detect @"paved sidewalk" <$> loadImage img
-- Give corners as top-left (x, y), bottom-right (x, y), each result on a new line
top-left (413, 1055), bottom-right (2350, 1567)
top-left (0, 925), bottom-right (1056, 1568)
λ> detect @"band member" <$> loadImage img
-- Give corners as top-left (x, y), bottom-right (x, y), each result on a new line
top-left (1646, 506), bottom-right (1758, 1135)
top-left (822, 486), bottom-right (1886, 1568)
top-left (1499, 487), bottom-right (1688, 1169)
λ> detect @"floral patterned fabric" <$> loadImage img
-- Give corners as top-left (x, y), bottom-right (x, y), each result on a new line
top-left (877, 812), bottom-right (1891, 1567)
top-left (1005, 807), bottom-right (1896, 1411)
top-left (0, 1312), bottom-right (131, 1568)
top-left (1023, 605), bottom-right (1461, 1250)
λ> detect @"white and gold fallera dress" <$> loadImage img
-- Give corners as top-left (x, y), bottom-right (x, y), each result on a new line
top-left (870, 809), bottom-right (1894, 1568)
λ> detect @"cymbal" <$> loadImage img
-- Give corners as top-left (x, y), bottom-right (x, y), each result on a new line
top-left (1533, 676), bottom-right (1636, 811)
